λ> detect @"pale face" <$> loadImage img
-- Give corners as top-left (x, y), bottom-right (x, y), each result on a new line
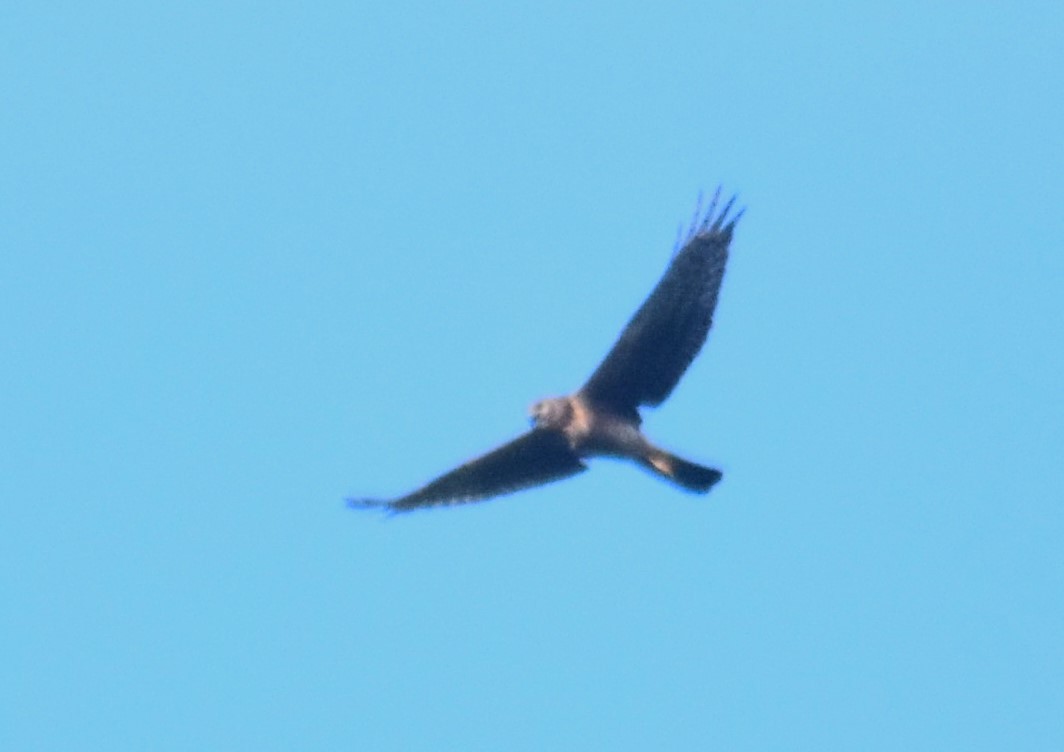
top-left (528, 396), bottom-right (571, 430)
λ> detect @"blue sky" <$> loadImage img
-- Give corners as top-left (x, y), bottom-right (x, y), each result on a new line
top-left (3, 2), bottom-right (1062, 749)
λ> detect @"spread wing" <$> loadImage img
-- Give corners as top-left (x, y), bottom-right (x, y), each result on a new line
top-left (348, 429), bottom-right (587, 513)
top-left (580, 189), bottom-right (742, 414)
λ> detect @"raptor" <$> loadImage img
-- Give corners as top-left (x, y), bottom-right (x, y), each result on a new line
top-left (350, 189), bottom-right (742, 513)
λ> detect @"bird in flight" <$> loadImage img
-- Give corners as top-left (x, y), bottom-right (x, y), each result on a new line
top-left (350, 189), bottom-right (742, 513)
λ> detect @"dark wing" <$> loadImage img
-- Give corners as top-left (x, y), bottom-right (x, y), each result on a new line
top-left (348, 429), bottom-right (587, 513)
top-left (580, 189), bottom-right (742, 414)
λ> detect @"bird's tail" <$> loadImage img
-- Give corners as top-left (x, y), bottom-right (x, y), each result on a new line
top-left (641, 448), bottom-right (722, 493)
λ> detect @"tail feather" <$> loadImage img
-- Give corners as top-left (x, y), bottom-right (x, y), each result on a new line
top-left (641, 449), bottom-right (721, 493)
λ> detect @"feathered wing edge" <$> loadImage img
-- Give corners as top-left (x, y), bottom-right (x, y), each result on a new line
top-left (677, 187), bottom-right (745, 255)
top-left (580, 187), bottom-right (743, 413)
top-left (348, 428), bottom-right (587, 514)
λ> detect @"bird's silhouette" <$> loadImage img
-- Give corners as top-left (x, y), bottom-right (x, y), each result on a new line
top-left (350, 189), bottom-right (742, 513)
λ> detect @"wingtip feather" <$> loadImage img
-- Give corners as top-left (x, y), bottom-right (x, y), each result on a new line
top-left (683, 186), bottom-right (743, 245)
top-left (347, 497), bottom-right (392, 512)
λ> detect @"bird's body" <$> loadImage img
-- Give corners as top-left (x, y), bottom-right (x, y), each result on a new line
top-left (530, 394), bottom-right (645, 459)
top-left (530, 392), bottom-right (722, 494)
top-left (350, 189), bottom-right (742, 513)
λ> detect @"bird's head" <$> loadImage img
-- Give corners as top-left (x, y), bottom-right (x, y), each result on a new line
top-left (528, 396), bottom-right (572, 430)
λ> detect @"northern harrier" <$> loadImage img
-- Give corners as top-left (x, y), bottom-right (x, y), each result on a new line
top-left (350, 189), bottom-right (742, 513)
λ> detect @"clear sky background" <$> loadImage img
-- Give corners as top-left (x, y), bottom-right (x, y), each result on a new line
top-left (3, 2), bottom-right (1062, 749)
